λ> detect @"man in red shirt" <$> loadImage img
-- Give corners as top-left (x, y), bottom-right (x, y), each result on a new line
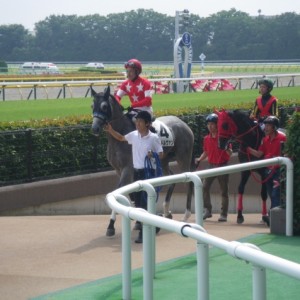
top-left (195, 113), bottom-right (232, 222)
top-left (115, 59), bottom-right (153, 120)
top-left (247, 116), bottom-right (286, 209)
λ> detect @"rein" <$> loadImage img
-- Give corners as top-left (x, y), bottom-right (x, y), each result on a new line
top-left (223, 117), bottom-right (272, 185)
top-left (234, 123), bottom-right (260, 148)
top-left (235, 124), bottom-right (275, 184)
top-left (144, 152), bottom-right (163, 201)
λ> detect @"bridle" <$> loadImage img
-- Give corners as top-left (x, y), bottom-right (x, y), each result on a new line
top-left (218, 112), bottom-right (273, 184)
top-left (219, 112), bottom-right (261, 151)
top-left (93, 111), bottom-right (108, 123)
top-left (92, 94), bottom-right (111, 125)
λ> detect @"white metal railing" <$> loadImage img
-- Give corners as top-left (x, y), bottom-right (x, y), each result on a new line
top-left (106, 157), bottom-right (300, 300)
top-left (1, 73), bottom-right (300, 87)
top-left (1, 73), bottom-right (300, 100)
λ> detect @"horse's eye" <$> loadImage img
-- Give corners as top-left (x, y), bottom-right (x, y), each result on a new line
top-left (222, 123), bottom-right (229, 131)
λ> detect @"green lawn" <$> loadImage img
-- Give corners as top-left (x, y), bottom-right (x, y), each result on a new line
top-left (0, 87), bottom-right (300, 122)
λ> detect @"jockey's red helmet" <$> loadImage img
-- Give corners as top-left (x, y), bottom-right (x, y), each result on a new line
top-left (124, 59), bottom-right (142, 75)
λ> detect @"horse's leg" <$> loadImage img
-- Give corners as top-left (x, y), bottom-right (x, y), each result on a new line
top-left (160, 160), bottom-right (174, 219)
top-left (237, 170), bottom-right (251, 224)
top-left (106, 210), bottom-right (117, 237)
top-left (106, 167), bottom-right (133, 237)
top-left (259, 168), bottom-right (270, 226)
top-left (164, 183), bottom-right (175, 219)
top-left (182, 182), bottom-right (194, 222)
top-left (163, 167), bottom-right (193, 221)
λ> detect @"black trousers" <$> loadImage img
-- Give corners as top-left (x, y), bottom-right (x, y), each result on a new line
top-left (133, 168), bottom-right (155, 210)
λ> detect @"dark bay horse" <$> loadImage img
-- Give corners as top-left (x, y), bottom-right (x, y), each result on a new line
top-left (91, 86), bottom-right (194, 236)
top-left (215, 109), bottom-right (269, 225)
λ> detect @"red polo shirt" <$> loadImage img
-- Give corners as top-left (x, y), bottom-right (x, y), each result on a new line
top-left (259, 131), bottom-right (286, 168)
top-left (203, 134), bottom-right (231, 165)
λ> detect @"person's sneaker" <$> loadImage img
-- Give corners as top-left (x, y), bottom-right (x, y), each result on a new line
top-left (135, 230), bottom-right (143, 244)
top-left (203, 209), bottom-right (212, 220)
top-left (133, 221), bottom-right (142, 230)
top-left (218, 215), bottom-right (227, 222)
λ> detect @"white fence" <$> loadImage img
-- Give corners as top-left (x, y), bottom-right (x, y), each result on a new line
top-left (106, 157), bottom-right (300, 300)
top-left (1, 73), bottom-right (300, 100)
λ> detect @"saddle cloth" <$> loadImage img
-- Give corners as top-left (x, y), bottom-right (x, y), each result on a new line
top-left (152, 120), bottom-right (175, 147)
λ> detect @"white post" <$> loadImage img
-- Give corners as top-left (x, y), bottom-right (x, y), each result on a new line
top-left (252, 265), bottom-right (266, 300)
top-left (283, 157), bottom-right (294, 236)
top-left (122, 214), bottom-right (132, 300)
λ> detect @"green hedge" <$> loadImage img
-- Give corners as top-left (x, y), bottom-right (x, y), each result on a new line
top-left (285, 111), bottom-right (300, 235)
top-left (0, 104), bottom-right (299, 234)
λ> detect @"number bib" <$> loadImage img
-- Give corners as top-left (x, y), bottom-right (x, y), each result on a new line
top-left (152, 120), bottom-right (175, 147)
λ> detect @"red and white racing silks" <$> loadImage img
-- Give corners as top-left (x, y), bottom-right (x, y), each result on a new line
top-left (115, 77), bottom-right (152, 108)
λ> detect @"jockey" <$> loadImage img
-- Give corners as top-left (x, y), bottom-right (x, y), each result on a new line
top-left (250, 78), bottom-right (278, 129)
top-left (115, 59), bottom-right (153, 121)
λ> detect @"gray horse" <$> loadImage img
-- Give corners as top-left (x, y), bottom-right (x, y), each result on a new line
top-left (91, 86), bottom-right (194, 236)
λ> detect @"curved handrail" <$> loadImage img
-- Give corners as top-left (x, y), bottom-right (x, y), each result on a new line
top-left (106, 157), bottom-right (297, 300)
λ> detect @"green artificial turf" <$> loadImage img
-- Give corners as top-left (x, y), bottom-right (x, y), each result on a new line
top-left (33, 234), bottom-right (300, 300)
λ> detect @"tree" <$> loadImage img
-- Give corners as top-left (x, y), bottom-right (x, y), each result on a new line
top-left (270, 13), bottom-right (300, 59)
top-left (0, 25), bottom-right (32, 61)
top-left (0, 9), bottom-right (299, 61)
top-left (204, 9), bottom-right (256, 60)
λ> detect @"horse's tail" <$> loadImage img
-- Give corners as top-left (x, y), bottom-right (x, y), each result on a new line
top-left (190, 153), bottom-right (199, 172)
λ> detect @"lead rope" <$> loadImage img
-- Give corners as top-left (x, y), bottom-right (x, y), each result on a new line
top-left (235, 125), bottom-right (274, 184)
top-left (144, 152), bottom-right (163, 201)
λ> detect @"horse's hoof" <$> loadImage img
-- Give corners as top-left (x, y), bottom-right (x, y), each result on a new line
top-left (133, 221), bottom-right (142, 230)
top-left (165, 212), bottom-right (173, 219)
top-left (262, 215), bottom-right (270, 227)
top-left (106, 228), bottom-right (115, 237)
top-left (155, 214), bottom-right (163, 234)
top-left (237, 215), bottom-right (244, 224)
top-left (182, 210), bottom-right (192, 222)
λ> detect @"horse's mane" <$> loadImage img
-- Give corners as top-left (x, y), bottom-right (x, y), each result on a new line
top-left (228, 109), bottom-right (256, 131)
top-left (106, 91), bottom-right (136, 134)
top-left (228, 109), bottom-right (263, 150)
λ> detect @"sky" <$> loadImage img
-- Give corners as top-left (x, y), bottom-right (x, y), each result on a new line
top-left (1, 0), bottom-right (299, 31)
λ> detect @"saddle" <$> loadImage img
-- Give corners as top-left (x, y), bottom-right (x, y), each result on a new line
top-left (124, 107), bottom-right (157, 133)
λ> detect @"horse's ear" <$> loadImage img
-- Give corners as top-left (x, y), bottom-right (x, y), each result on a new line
top-left (214, 108), bottom-right (220, 115)
top-left (91, 88), bottom-right (96, 97)
top-left (104, 86), bottom-right (110, 99)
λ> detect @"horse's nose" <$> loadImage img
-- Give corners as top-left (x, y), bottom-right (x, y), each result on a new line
top-left (92, 119), bottom-right (100, 136)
